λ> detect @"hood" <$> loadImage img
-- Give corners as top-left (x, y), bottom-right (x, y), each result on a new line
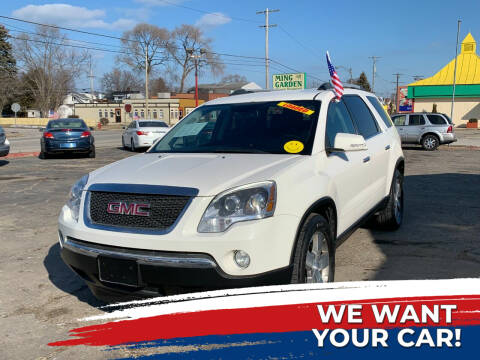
top-left (89, 153), bottom-right (305, 196)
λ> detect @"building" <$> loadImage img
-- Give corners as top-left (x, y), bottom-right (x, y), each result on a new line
top-left (74, 98), bottom-right (180, 126)
top-left (188, 81), bottom-right (261, 101)
top-left (170, 93), bottom-right (205, 118)
top-left (408, 33), bottom-right (480, 126)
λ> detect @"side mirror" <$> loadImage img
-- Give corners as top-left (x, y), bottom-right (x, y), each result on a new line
top-left (332, 133), bottom-right (368, 152)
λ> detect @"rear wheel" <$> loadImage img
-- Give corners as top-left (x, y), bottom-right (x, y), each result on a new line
top-left (39, 151), bottom-right (49, 159)
top-left (88, 146), bottom-right (96, 158)
top-left (122, 136), bottom-right (126, 149)
top-left (291, 214), bottom-right (335, 284)
top-left (422, 134), bottom-right (439, 151)
top-left (369, 169), bottom-right (403, 230)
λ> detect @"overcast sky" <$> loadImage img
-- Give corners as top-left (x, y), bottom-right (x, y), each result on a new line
top-left (1, 0), bottom-right (478, 97)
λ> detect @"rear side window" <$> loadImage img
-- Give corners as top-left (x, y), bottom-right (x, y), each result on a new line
top-left (408, 115), bottom-right (425, 126)
top-left (427, 114), bottom-right (447, 125)
top-left (367, 96), bottom-right (393, 128)
top-left (392, 115), bottom-right (406, 126)
top-left (325, 100), bottom-right (357, 148)
top-left (343, 95), bottom-right (380, 139)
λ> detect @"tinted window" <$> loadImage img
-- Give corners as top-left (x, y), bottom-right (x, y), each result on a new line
top-left (408, 115), bottom-right (425, 126)
top-left (367, 96), bottom-right (392, 128)
top-left (325, 100), bottom-right (357, 148)
top-left (47, 119), bottom-right (87, 129)
top-left (139, 121), bottom-right (168, 128)
top-left (343, 95), bottom-right (380, 139)
top-left (150, 100), bottom-right (320, 155)
top-left (392, 115), bottom-right (406, 126)
top-left (427, 114), bottom-right (447, 125)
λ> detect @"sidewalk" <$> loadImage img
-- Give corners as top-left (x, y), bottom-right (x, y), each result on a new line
top-left (454, 128), bottom-right (480, 147)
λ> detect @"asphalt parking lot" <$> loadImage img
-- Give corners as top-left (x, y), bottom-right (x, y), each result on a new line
top-left (1, 146), bottom-right (479, 359)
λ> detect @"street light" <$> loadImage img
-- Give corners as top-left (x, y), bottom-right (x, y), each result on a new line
top-left (188, 48), bottom-right (207, 107)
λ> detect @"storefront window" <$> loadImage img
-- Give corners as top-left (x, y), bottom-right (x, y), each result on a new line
top-left (153, 110), bottom-right (157, 119)
top-left (98, 110), bottom-right (102, 118)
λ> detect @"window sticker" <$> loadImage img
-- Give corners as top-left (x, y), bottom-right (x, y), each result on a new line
top-left (277, 102), bottom-right (315, 115)
top-left (284, 140), bottom-right (304, 153)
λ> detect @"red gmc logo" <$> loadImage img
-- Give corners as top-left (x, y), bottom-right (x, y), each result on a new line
top-left (107, 202), bottom-right (151, 216)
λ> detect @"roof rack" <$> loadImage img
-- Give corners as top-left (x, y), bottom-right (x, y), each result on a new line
top-left (317, 82), bottom-right (364, 91)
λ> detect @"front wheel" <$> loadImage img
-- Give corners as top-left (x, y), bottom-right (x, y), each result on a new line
top-left (291, 214), bottom-right (335, 284)
top-left (130, 138), bottom-right (136, 152)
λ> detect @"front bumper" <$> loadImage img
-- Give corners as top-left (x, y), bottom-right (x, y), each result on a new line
top-left (60, 236), bottom-right (292, 296)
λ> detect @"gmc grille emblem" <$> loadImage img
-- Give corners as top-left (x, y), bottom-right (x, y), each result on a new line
top-left (107, 202), bottom-right (151, 216)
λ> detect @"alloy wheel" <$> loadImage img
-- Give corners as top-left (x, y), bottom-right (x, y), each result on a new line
top-left (393, 176), bottom-right (403, 224)
top-left (305, 230), bottom-right (330, 283)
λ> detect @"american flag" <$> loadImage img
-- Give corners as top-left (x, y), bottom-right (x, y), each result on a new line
top-left (326, 51), bottom-right (344, 100)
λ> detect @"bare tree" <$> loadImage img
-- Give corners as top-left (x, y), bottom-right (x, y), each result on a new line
top-left (117, 23), bottom-right (169, 78)
top-left (221, 74), bottom-right (247, 84)
top-left (101, 68), bottom-right (142, 94)
top-left (14, 25), bottom-right (87, 117)
top-left (149, 76), bottom-right (170, 94)
top-left (168, 24), bottom-right (224, 92)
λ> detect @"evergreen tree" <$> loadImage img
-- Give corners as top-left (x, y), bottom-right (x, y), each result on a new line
top-left (0, 25), bottom-right (17, 115)
top-left (354, 72), bottom-right (371, 92)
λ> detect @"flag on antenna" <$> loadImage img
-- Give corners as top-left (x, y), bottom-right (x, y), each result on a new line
top-left (326, 51), bottom-right (344, 100)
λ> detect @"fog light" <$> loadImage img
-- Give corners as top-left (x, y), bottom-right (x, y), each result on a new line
top-left (234, 250), bottom-right (250, 268)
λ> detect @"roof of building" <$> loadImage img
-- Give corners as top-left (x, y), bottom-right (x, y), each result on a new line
top-left (410, 33), bottom-right (480, 86)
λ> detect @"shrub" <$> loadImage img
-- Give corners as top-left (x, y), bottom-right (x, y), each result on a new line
top-left (99, 117), bottom-right (109, 126)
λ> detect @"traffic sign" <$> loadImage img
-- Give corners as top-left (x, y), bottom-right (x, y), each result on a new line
top-left (124, 104), bottom-right (132, 113)
top-left (11, 103), bottom-right (20, 113)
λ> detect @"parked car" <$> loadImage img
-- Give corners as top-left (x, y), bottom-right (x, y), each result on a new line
top-left (40, 118), bottom-right (95, 159)
top-left (58, 87), bottom-right (404, 301)
top-left (122, 120), bottom-right (170, 151)
top-left (391, 112), bottom-right (456, 150)
top-left (0, 126), bottom-right (10, 157)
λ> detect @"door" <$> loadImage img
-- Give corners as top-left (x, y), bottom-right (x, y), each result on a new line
top-left (115, 108), bottom-right (121, 123)
top-left (392, 114), bottom-right (407, 141)
top-left (324, 99), bottom-right (373, 233)
top-left (343, 95), bottom-right (388, 208)
top-left (405, 114), bottom-right (426, 143)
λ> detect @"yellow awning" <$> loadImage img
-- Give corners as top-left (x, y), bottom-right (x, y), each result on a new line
top-left (409, 33), bottom-right (480, 86)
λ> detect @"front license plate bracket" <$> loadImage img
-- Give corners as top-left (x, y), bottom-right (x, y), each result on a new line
top-left (98, 256), bottom-right (140, 287)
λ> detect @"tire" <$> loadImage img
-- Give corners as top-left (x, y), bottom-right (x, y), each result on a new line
top-left (369, 169), bottom-right (404, 230)
top-left (422, 134), bottom-right (439, 151)
top-left (122, 136), bottom-right (126, 149)
top-left (88, 146), bottom-right (96, 158)
top-left (291, 214), bottom-right (335, 284)
top-left (39, 151), bottom-right (48, 159)
top-left (130, 138), bottom-right (136, 152)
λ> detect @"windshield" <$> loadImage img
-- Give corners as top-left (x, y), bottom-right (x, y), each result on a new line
top-left (149, 100), bottom-right (320, 155)
top-left (139, 121), bottom-right (168, 128)
top-left (47, 119), bottom-right (87, 129)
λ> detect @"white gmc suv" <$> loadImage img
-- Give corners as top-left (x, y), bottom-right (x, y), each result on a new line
top-left (58, 87), bottom-right (405, 301)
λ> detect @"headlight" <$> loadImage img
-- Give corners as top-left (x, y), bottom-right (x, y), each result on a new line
top-left (198, 181), bottom-right (276, 233)
top-left (66, 174), bottom-right (89, 222)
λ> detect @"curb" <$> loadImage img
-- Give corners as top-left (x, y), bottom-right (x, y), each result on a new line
top-left (5, 152), bottom-right (40, 159)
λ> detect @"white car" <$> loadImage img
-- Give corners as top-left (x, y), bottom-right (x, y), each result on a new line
top-left (121, 120), bottom-right (170, 151)
top-left (58, 87), bottom-right (404, 301)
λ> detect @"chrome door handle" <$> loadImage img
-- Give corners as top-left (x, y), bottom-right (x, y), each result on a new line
top-left (385, 145), bottom-right (391, 150)
top-left (363, 156), bottom-right (370, 163)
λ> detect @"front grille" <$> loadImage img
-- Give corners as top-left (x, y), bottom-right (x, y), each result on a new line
top-left (89, 191), bottom-right (191, 230)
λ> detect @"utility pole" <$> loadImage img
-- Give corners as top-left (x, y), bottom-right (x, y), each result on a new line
top-left (145, 46), bottom-right (149, 119)
top-left (369, 56), bottom-right (381, 93)
top-left (451, 19), bottom-right (462, 123)
top-left (188, 48), bottom-right (206, 107)
top-left (88, 54), bottom-right (95, 100)
top-left (257, 8), bottom-right (279, 89)
top-left (393, 73), bottom-right (402, 112)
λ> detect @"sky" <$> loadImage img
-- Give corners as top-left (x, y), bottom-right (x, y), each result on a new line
top-left (1, 0), bottom-right (479, 97)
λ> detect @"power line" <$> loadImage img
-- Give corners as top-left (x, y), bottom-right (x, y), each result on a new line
top-left (277, 25), bottom-right (323, 61)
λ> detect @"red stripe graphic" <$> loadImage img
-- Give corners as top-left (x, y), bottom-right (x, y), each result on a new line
top-left (49, 295), bottom-right (480, 347)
